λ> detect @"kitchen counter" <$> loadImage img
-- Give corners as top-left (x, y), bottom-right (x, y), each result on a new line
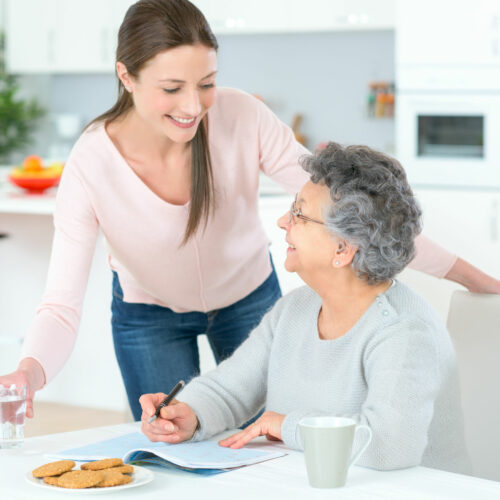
top-left (0, 167), bottom-right (56, 215)
top-left (0, 167), bottom-right (288, 216)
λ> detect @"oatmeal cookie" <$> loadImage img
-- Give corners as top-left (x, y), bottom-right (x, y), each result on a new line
top-left (43, 476), bottom-right (61, 486)
top-left (81, 458), bottom-right (123, 470)
top-left (111, 464), bottom-right (134, 474)
top-left (96, 469), bottom-right (132, 487)
top-left (32, 460), bottom-right (75, 478)
top-left (56, 470), bottom-right (104, 489)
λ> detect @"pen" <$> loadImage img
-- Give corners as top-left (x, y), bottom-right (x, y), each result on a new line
top-left (147, 380), bottom-right (185, 424)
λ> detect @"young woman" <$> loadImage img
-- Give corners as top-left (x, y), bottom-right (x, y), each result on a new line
top-left (1, 0), bottom-right (498, 421)
top-left (140, 143), bottom-right (470, 474)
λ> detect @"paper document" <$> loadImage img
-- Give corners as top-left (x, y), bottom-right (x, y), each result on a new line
top-left (46, 432), bottom-right (286, 472)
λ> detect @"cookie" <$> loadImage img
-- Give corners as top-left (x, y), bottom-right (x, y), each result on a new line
top-left (110, 464), bottom-right (134, 474)
top-left (32, 460), bottom-right (75, 478)
top-left (56, 470), bottom-right (104, 489)
top-left (96, 469), bottom-right (132, 487)
top-left (43, 476), bottom-right (61, 486)
top-left (81, 458), bottom-right (123, 470)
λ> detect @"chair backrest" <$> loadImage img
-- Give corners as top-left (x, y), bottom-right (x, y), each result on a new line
top-left (446, 290), bottom-right (500, 481)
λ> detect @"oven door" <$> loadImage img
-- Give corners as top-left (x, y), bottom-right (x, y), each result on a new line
top-left (396, 93), bottom-right (500, 187)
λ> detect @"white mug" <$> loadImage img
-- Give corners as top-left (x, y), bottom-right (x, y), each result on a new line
top-left (299, 416), bottom-right (372, 488)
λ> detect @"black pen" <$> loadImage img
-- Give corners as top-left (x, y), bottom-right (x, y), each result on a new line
top-left (148, 380), bottom-right (185, 424)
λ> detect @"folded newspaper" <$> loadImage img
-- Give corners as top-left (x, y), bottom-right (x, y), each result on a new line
top-left (46, 432), bottom-right (286, 474)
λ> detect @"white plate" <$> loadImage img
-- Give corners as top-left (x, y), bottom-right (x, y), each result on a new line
top-left (25, 465), bottom-right (154, 494)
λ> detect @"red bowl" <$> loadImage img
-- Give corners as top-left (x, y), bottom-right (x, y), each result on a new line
top-left (8, 174), bottom-right (61, 193)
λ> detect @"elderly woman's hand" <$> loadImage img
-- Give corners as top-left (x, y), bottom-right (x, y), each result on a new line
top-left (218, 411), bottom-right (285, 449)
top-left (139, 393), bottom-right (198, 443)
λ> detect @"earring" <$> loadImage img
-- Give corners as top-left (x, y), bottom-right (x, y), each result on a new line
top-left (335, 261), bottom-right (340, 266)
top-left (125, 86), bottom-right (132, 92)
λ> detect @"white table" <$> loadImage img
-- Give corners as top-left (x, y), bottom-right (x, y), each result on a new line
top-left (1, 423), bottom-right (500, 500)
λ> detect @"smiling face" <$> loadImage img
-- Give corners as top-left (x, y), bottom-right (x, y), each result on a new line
top-left (278, 181), bottom-right (340, 281)
top-left (117, 44), bottom-right (217, 143)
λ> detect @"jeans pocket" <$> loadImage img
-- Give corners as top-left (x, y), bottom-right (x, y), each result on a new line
top-left (112, 272), bottom-right (124, 300)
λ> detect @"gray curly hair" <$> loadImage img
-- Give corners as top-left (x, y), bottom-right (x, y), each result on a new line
top-left (301, 143), bottom-right (422, 284)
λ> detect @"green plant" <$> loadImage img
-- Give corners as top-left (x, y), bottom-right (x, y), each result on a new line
top-left (0, 31), bottom-right (45, 162)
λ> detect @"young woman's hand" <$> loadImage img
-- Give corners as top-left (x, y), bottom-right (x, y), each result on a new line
top-left (139, 393), bottom-right (198, 443)
top-left (0, 358), bottom-right (46, 418)
top-left (218, 411), bottom-right (285, 449)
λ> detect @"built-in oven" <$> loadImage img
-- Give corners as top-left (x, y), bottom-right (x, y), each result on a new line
top-left (396, 93), bottom-right (500, 187)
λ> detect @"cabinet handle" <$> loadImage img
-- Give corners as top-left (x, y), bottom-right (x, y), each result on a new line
top-left (47, 29), bottom-right (55, 64)
top-left (101, 29), bottom-right (109, 63)
top-left (491, 200), bottom-right (498, 242)
top-left (0, 233), bottom-right (9, 239)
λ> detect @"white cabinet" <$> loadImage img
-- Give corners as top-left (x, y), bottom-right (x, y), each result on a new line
top-left (5, 0), bottom-right (131, 74)
top-left (6, 0), bottom-right (394, 74)
top-left (396, 0), bottom-right (500, 66)
top-left (398, 188), bottom-right (500, 321)
top-left (195, 0), bottom-right (394, 34)
top-left (258, 194), bottom-right (303, 295)
top-left (0, 212), bottom-right (128, 411)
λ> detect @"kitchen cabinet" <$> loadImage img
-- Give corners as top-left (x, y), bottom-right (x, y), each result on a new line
top-left (399, 188), bottom-right (500, 321)
top-left (5, 0), bottom-right (130, 74)
top-left (0, 211), bottom-right (129, 411)
top-left (259, 194), bottom-right (303, 295)
top-left (194, 0), bottom-right (394, 34)
top-left (396, 0), bottom-right (500, 67)
top-left (5, 0), bottom-right (394, 74)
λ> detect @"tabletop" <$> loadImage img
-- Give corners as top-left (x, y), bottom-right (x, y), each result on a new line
top-left (1, 423), bottom-right (500, 500)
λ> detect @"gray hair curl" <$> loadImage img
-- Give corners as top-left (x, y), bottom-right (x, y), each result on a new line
top-left (301, 143), bottom-right (422, 284)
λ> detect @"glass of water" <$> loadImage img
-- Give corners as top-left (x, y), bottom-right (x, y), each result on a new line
top-left (0, 384), bottom-right (27, 449)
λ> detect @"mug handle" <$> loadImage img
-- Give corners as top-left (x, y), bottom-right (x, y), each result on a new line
top-left (349, 425), bottom-right (372, 467)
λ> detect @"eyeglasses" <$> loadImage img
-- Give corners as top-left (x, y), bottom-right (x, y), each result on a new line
top-left (288, 194), bottom-right (325, 225)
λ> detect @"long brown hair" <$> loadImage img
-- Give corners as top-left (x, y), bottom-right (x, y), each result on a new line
top-left (88, 0), bottom-right (218, 243)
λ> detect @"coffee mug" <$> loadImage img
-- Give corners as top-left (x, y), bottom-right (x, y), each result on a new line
top-left (299, 416), bottom-right (372, 488)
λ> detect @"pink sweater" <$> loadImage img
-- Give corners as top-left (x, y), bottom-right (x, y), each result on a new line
top-left (21, 88), bottom-right (456, 384)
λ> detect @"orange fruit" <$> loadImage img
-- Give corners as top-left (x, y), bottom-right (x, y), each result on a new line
top-left (22, 155), bottom-right (43, 172)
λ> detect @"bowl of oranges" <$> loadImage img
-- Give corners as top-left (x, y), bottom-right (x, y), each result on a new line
top-left (9, 155), bottom-right (64, 193)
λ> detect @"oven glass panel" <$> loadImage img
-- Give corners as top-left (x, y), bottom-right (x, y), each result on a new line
top-left (417, 115), bottom-right (484, 158)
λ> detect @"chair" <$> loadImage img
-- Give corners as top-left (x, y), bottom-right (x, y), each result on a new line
top-left (446, 290), bottom-right (500, 481)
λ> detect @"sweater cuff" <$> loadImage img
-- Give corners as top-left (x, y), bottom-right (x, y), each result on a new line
top-left (178, 385), bottom-right (236, 442)
top-left (282, 410), bottom-right (322, 450)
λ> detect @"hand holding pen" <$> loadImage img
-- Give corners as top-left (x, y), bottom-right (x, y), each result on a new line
top-left (148, 380), bottom-right (185, 424)
top-left (140, 381), bottom-right (199, 444)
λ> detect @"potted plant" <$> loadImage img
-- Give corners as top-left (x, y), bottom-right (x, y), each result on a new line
top-left (0, 31), bottom-right (45, 164)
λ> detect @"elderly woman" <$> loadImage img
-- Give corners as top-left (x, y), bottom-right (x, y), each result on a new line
top-left (139, 143), bottom-right (470, 473)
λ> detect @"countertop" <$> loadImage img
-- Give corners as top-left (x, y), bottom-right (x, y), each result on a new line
top-left (0, 167), bottom-right (287, 216)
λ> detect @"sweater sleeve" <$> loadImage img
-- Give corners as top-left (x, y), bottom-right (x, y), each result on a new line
top-left (353, 316), bottom-right (441, 470)
top-left (255, 98), bottom-right (310, 193)
top-left (20, 160), bottom-right (99, 384)
top-left (178, 304), bottom-right (278, 440)
top-left (409, 234), bottom-right (457, 278)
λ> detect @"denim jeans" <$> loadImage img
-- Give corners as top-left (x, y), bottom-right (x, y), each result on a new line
top-left (111, 261), bottom-right (282, 420)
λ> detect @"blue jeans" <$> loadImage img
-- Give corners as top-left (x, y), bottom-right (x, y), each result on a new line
top-left (111, 261), bottom-right (282, 420)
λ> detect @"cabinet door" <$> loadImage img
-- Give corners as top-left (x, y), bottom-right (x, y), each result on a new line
top-left (5, 0), bottom-right (57, 73)
top-left (5, 0), bottom-right (133, 74)
top-left (194, 0), bottom-right (394, 34)
top-left (398, 189), bottom-right (500, 322)
top-left (258, 195), bottom-right (304, 295)
top-left (396, 0), bottom-right (500, 65)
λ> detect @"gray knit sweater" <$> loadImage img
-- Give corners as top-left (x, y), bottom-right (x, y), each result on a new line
top-left (179, 281), bottom-right (470, 473)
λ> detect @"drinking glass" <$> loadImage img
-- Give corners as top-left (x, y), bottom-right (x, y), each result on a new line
top-left (0, 384), bottom-right (27, 449)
